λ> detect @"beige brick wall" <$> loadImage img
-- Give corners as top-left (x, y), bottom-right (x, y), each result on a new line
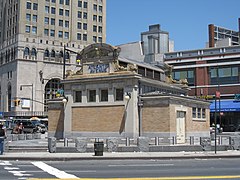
top-left (48, 109), bottom-right (64, 132)
top-left (142, 107), bottom-right (170, 132)
top-left (72, 105), bottom-right (125, 132)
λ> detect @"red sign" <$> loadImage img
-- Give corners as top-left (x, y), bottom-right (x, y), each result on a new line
top-left (215, 91), bottom-right (220, 99)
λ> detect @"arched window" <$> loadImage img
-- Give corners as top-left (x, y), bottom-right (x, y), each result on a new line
top-left (51, 50), bottom-right (55, 58)
top-left (24, 47), bottom-right (30, 56)
top-left (59, 51), bottom-right (63, 58)
top-left (65, 52), bottom-right (70, 60)
top-left (31, 48), bottom-right (37, 57)
top-left (44, 49), bottom-right (49, 58)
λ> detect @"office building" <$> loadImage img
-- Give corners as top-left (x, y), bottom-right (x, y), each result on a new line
top-left (0, 0), bottom-right (106, 119)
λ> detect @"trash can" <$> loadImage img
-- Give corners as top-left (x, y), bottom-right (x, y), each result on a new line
top-left (94, 141), bottom-right (104, 156)
top-left (0, 137), bottom-right (4, 155)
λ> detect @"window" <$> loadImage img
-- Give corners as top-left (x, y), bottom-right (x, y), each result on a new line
top-left (77, 33), bottom-right (81, 40)
top-left (51, 50), bottom-right (55, 57)
top-left (192, 107), bottom-right (196, 118)
top-left (74, 91), bottom-right (82, 103)
top-left (93, 15), bottom-right (97, 21)
top-left (65, 10), bottom-right (69, 16)
top-left (33, 3), bottom-right (38, 10)
top-left (93, 4), bottom-right (97, 11)
top-left (88, 90), bottom-right (96, 102)
top-left (98, 26), bottom-right (102, 33)
top-left (115, 88), bottom-right (123, 101)
top-left (93, 25), bottom-right (97, 32)
top-left (26, 14), bottom-right (31, 21)
top-left (78, 1), bottom-right (82, 7)
top-left (65, 21), bottom-right (69, 28)
top-left (99, 5), bottom-right (102, 12)
top-left (24, 47), bottom-right (30, 56)
top-left (51, 7), bottom-right (56, 14)
top-left (52, 0), bottom-right (56, 3)
top-left (78, 11), bottom-right (82, 18)
top-left (83, 2), bottom-right (88, 8)
top-left (32, 26), bottom-right (37, 34)
top-left (44, 49), bottom-right (49, 57)
top-left (50, 29), bottom-right (55, 37)
top-left (45, 17), bottom-right (49, 24)
top-left (25, 25), bottom-right (30, 33)
top-left (59, 9), bottom-right (63, 15)
top-left (100, 89), bottom-right (108, 102)
top-left (197, 108), bottom-right (201, 118)
top-left (98, 37), bottom-right (102, 43)
top-left (83, 23), bottom-right (87, 30)
top-left (77, 22), bottom-right (81, 29)
top-left (59, 0), bottom-right (64, 4)
top-left (59, 20), bottom-right (63, 26)
top-left (58, 31), bottom-right (63, 38)
top-left (98, 16), bottom-right (102, 22)
top-left (93, 36), bottom-right (97, 42)
top-left (64, 32), bottom-right (69, 39)
top-left (45, 6), bottom-right (49, 13)
top-left (26, 2), bottom-right (31, 9)
top-left (65, 0), bottom-right (70, 5)
top-left (51, 18), bottom-right (55, 25)
top-left (83, 34), bottom-right (87, 41)
top-left (202, 108), bottom-right (206, 119)
top-left (83, 12), bottom-right (87, 19)
top-left (31, 48), bottom-right (37, 57)
top-left (44, 29), bottom-right (49, 36)
top-left (33, 15), bottom-right (37, 22)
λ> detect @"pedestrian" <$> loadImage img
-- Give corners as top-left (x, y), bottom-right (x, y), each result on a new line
top-left (18, 123), bottom-right (23, 134)
top-left (0, 123), bottom-right (6, 155)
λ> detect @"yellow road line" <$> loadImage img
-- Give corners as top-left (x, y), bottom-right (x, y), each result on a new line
top-left (28, 175), bottom-right (240, 180)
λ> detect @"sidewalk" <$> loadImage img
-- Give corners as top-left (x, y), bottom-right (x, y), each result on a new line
top-left (1, 150), bottom-right (240, 161)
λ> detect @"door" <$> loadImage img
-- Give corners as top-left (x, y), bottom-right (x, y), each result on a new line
top-left (176, 111), bottom-right (186, 144)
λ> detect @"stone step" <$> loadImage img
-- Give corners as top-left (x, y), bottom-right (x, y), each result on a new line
top-left (6, 146), bottom-right (48, 152)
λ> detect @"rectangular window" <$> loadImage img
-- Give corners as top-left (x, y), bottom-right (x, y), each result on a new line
top-left (98, 26), bottom-right (102, 33)
top-left (100, 89), bottom-right (108, 102)
top-left (52, 0), bottom-right (56, 3)
top-left (197, 108), bottom-right (201, 118)
top-left (77, 33), bottom-right (81, 40)
top-left (93, 15), bottom-right (97, 21)
top-left (88, 90), bottom-right (96, 102)
top-left (83, 34), bottom-right (87, 41)
top-left (26, 14), bottom-right (31, 21)
top-left (59, 9), bottom-right (63, 15)
top-left (45, 17), bottom-right (49, 24)
top-left (45, 6), bottom-right (49, 13)
top-left (26, 2), bottom-right (31, 9)
top-left (65, 21), bottom-right (69, 28)
top-left (83, 23), bottom-right (87, 30)
top-left (33, 3), bottom-right (38, 10)
top-left (98, 37), bottom-right (102, 43)
top-left (32, 26), bottom-right (37, 34)
top-left (64, 32), bottom-right (69, 39)
top-left (78, 1), bottom-right (82, 7)
top-left (51, 18), bottom-right (55, 25)
top-left (93, 25), bottom-right (97, 32)
top-left (77, 22), bottom-right (81, 29)
top-left (33, 15), bottom-right (37, 22)
top-left (98, 16), bottom-right (102, 22)
top-left (99, 5), bottom-right (102, 12)
top-left (78, 11), bottom-right (82, 18)
top-left (83, 2), bottom-right (88, 8)
top-left (65, 10), bottom-right (69, 16)
top-left (59, 20), bottom-right (63, 26)
top-left (25, 25), bottom-right (30, 33)
top-left (50, 29), bottom-right (55, 37)
top-left (202, 108), bottom-right (206, 119)
top-left (115, 88), bottom-right (123, 101)
top-left (65, 0), bottom-right (70, 5)
top-left (44, 29), bottom-right (49, 36)
top-left (51, 7), bottom-right (56, 14)
top-left (83, 12), bottom-right (87, 19)
top-left (93, 4), bottom-right (97, 11)
top-left (58, 31), bottom-right (63, 38)
top-left (75, 91), bottom-right (82, 103)
top-left (192, 107), bottom-right (196, 118)
top-left (59, 0), bottom-right (64, 4)
top-left (93, 36), bottom-right (97, 42)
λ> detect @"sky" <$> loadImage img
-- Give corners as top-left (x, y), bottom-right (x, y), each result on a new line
top-left (106, 0), bottom-right (240, 51)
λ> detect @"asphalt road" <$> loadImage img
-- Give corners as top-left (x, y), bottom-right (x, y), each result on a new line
top-left (1, 158), bottom-right (240, 179)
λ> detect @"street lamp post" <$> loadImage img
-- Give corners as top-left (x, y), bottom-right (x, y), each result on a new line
top-left (20, 84), bottom-right (33, 116)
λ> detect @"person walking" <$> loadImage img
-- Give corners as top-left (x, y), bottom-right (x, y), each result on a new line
top-left (0, 123), bottom-right (6, 155)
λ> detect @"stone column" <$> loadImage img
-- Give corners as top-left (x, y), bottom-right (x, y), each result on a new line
top-left (106, 138), bottom-right (118, 152)
top-left (48, 137), bottom-right (56, 153)
top-left (138, 137), bottom-right (149, 152)
top-left (75, 137), bottom-right (88, 153)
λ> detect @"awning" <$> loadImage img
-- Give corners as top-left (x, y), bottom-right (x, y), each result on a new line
top-left (210, 100), bottom-right (240, 112)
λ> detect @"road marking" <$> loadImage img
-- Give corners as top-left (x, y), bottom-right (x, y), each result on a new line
top-left (32, 161), bottom-right (78, 179)
top-left (28, 175), bottom-right (240, 180)
top-left (0, 161), bottom-right (12, 166)
top-left (4, 166), bottom-right (20, 170)
top-left (108, 164), bottom-right (174, 167)
top-left (8, 170), bottom-right (32, 177)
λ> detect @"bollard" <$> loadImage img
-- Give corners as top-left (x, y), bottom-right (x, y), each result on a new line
top-left (64, 138), bottom-right (68, 147)
top-left (126, 137), bottom-right (130, 146)
top-left (172, 136), bottom-right (176, 145)
top-left (155, 137), bottom-right (159, 145)
top-left (218, 136), bottom-right (222, 145)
